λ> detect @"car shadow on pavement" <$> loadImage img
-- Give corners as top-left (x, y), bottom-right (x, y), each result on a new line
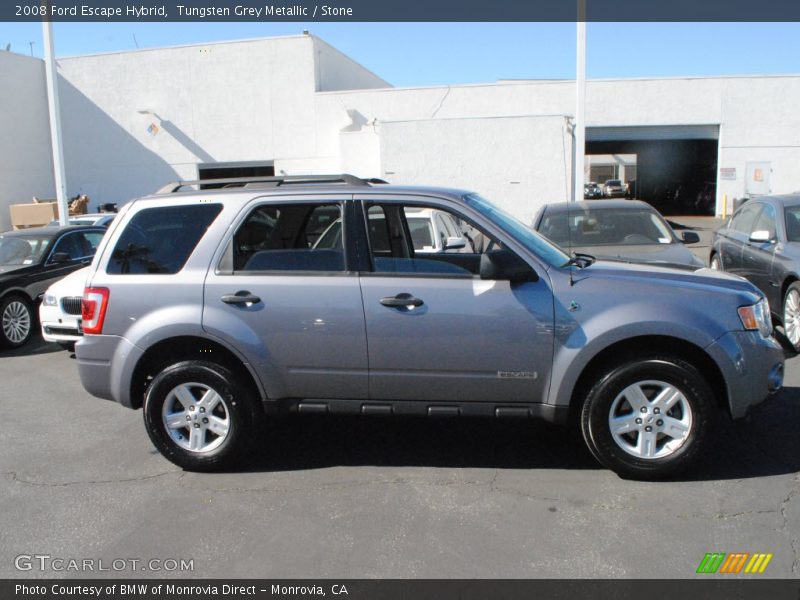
top-left (238, 387), bottom-right (800, 481)
top-left (0, 333), bottom-right (63, 357)
top-left (242, 416), bottom-right (601, 473)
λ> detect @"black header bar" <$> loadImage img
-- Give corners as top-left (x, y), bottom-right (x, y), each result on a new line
top-left (4, 0), bottom-right (800, 22)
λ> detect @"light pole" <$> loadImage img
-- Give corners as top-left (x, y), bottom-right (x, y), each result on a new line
top-left (42, 21), bottom-right (69, 225)
top-left (573, 0), bottom-right (587, 202)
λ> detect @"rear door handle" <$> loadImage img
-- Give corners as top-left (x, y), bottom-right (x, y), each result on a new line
top-left (380, 293), bottom-right (424, 309)
top-left (221, 291), bottom-right (261, 305)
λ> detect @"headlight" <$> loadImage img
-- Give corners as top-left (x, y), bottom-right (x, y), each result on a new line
top-left (42, 294), bottom-right (58, 307)
top-left (738, 298), bottom-right (772, 337)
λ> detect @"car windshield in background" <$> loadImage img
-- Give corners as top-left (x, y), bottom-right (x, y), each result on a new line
top-left (785, 206), bottom-right (800, 242)
top-left (539, 208), bottom-right (675, 248)
top-left (0, 234), bottom-right (51, 266)
top-left (463, 193), bottom-right (569, 267)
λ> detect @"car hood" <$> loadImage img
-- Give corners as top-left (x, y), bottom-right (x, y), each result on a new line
top-left (576, 259), bottom-right (758, 297)
top-left (45, 266), bottom-right (90, 297)
top-left (0, 263), bottom-right (35, 282)
top-left (564, 243), bottom-right (704, 270)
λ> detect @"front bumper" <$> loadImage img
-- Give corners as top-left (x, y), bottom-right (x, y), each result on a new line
top-left (705, 330), bottom-right (785, 419)
top-left (39, 303), bottom-right (82, 342)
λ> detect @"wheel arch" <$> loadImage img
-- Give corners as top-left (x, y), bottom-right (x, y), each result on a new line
top-left (566, 335), bottom-right (728, 424)
top-left (129, 335), bottom-right (265, 410)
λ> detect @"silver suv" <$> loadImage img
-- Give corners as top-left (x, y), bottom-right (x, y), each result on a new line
top-left (76, 175), bottom-right (784, 480)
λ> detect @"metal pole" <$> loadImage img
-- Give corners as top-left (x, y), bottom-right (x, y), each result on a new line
top-left (573, 1), bottom-right (587, 202)
top-left (42, 21), bottom-right (69, 226)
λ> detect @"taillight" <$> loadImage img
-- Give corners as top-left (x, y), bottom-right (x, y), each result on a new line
top-left (82, 287), bottom-right (110, 334)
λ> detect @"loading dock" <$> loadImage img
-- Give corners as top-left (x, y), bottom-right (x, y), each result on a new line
top-left (586, 125), bottom-right (720, 216)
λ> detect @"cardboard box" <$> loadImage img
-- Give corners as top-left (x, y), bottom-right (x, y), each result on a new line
top-left (9, 201), bottom-right (60, 230)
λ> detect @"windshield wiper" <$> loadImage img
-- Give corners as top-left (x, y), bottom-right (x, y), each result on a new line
top-left (563, 252), bottom-right (596, 269)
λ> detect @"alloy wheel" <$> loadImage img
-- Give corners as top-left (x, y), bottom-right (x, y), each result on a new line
top-left (161, 382), bottom-right (232, 453)
top-left (608, 380), bottom-right (693, 459)
top-left (2, 300), bottom-right (31, 345)
top-left (784, 289), bottom-right (800, 347)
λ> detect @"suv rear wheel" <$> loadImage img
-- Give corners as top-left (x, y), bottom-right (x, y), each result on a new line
top-left (580, 357), bottom-right (713, 480)
top-left (143, 360), bottom-right (261, 471)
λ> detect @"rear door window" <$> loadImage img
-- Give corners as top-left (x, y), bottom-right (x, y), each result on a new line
top-left (232, 203), bottom-right (345, 272)
top-left (107, 204), bottom-right (222, 274)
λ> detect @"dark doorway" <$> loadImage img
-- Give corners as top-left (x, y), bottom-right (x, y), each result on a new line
top-left (197, 162), bottom-right (275, 189)
top-left (586, 125), bottom-right (719, 216)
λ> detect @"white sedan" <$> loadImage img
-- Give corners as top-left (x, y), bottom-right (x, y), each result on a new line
top-left (39, 266), bottom-right (90, 351)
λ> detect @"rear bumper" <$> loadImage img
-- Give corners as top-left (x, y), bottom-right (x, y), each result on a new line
top-left (705, 330), bottom-right (784, 419)
top-left (75, 334), bottom-right (142, 408)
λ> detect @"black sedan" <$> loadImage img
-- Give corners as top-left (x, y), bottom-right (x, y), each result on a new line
top-left (583, 182), bottom-right (603, 199)
top-left (532, 200), bottom-right (703, 270)
top-left (710, 194), bottom-right (800, 350)
top-left (0, 225), bottom-right (106, 349)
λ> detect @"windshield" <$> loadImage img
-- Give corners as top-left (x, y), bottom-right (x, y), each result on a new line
top-left (463, 194), bottom-right (569, 267)
top-left (538, 207), bottom-right (675, 248)
top-left (0, 234), bottom-right (52, 267)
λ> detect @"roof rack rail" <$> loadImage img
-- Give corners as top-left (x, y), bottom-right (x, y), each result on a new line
top-left (155, 174), bottom-right (388, 194)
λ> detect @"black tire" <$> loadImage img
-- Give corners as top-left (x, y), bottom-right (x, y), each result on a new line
top-left (143, 360), bottom-right (262, 472)
top-left (0, 294), bottom-right (35, 349)
top-left (781, 282), bottom-right (800, 353)
top-left (580, 357), bottom-right (713, 480)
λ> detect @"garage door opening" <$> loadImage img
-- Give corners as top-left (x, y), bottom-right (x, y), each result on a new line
top-left (586, 126), bottom-right (719, 217)
top-left (197, 161), bottom-right (275, 189)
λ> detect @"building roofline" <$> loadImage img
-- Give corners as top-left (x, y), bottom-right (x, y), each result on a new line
top-left (309, 34), bottom-right (392, 88)
top-left (317, 72), bottom-right (800, 96)
top-left (55, 33), bottom-right (311, 61)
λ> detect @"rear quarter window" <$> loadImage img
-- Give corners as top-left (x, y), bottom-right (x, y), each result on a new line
top-left (107, 204), bottom-right (222, 274)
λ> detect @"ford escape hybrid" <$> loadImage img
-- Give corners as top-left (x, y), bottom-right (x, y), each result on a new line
top-left (75, 175), bottom-right (784, 480)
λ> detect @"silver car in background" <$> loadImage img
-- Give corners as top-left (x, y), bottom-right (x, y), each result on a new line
top-left (533, 200), bottom-right (704, 270)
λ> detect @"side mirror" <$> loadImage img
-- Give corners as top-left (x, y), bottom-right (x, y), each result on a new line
top-left (49, 252), bottom-right (72, 264)
top-left (681, 231), bottom-right (701, 244)
top-left (480, 249), bottom-right (538, 283)
top-left (444, 236), bottom-right (466, 251)
top-left (749, 230), bottom-right (774, 244)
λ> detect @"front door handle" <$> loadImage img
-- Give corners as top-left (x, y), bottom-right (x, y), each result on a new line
top-left (221, 290), bottom-right (261, 306)
top-left (380, 293), bottom-right (424, 309)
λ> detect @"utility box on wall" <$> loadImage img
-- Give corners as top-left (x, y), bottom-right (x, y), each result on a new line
top-left (745, 161), bottom-right (771, 196)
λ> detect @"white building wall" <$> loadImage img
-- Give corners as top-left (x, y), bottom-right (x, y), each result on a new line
top-left (379, 116), bottom-right (572, 223)
top-left (320, 75), bottom-right (800, 217)
top-left (3, 34), bottom-right (800, 225)
top-left (49, 35), bottom-right (393, 206)
top-left (0, 53), bottom-right (56, 232)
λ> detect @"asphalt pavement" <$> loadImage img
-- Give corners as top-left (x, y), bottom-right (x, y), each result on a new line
top-left (0, 327), bottom-right (797, 579)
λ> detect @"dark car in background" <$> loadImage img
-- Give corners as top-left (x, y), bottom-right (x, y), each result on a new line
top-left (0, 226), bottom-right (106, 349)
top-left (533, 200), bottom-right (703, 270)
top-left (583, 182), bottom-right (603, 199)
top-left (710, 194), bottom-right (800, 351)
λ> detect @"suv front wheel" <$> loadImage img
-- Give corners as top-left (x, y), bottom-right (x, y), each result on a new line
top-left (143, 360), bottom-right (261, 471)
top-left (580, 357), bottom-right (713, 480)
